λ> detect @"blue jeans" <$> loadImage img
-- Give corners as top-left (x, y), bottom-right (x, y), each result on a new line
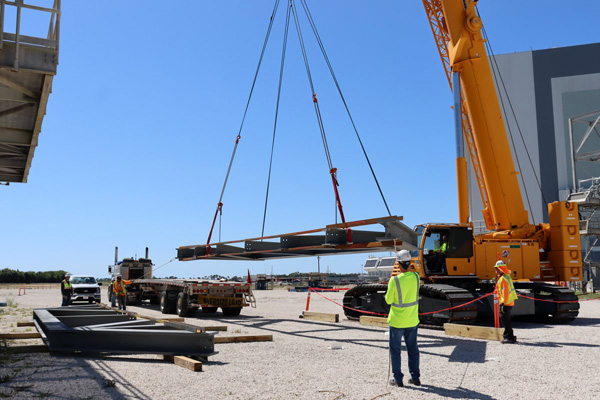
top-left (389, 325), bottom-right (420, 383)
top-left (61, 295), bottom-right (71, 307)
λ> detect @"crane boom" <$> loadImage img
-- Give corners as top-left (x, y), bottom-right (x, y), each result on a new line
top-left (430, 0), bottom-right (530, 230)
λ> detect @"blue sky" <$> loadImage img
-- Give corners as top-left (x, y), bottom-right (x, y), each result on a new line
top-left (1, 0), bottom-right (598, 279)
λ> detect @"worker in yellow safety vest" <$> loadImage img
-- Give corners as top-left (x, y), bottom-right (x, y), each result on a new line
top-left (384, 250), bottom-right (421, 388)
top-left (61, 274), bottom-right (73, 307)
top-left (113, 275), bottom-right (127, 311)
top-left (436, 234), bottom-right (449, 254)
top-left (495, 260), bottom-right (518, 344)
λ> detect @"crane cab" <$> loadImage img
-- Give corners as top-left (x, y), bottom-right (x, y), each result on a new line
top-left (412, 224), bottom-right (475, 280)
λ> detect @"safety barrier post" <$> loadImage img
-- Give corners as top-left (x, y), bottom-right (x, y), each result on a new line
top-left (23, 285), bottom-right (26, 295)
top-left (305, 288), bottom-right (312, 311)
top-left (493, 290), bottom-right (500, 329)
top-left (18, 287), bottom-right (21, 296)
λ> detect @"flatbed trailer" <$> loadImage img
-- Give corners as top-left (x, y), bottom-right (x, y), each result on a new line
top-left (124, 278), bottom-right (255, 317)
top-left (109, 247), bottom-right (256, 317)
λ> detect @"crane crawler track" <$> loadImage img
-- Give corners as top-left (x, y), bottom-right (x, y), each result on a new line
top-left (342, 283), bottom-right (478, 326)
top-left (528, 282), bottom-right (580, 322)
top-left (418, 284), bottom-right (478, 325)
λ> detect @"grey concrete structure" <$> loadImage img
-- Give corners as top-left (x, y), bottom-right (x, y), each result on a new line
top-left (468, 42), bottom-right (600, 228)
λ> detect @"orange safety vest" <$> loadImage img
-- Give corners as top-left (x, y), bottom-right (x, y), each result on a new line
top-left (113, 280), bottom-right (126, 295)
top-left (496, 273), bottom-right (517, 306)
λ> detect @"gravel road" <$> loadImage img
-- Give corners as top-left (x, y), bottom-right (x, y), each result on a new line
top-left (1, 287), bottom-right (599, 400)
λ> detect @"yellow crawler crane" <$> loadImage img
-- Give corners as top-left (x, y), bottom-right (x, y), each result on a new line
top-left (343, 0), bottom-right (582, 325)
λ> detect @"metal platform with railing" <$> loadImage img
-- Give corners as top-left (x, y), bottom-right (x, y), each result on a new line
top-left (0, 0), bottom-right (60, 183)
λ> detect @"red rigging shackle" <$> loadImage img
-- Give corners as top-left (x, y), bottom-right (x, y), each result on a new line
top-left (312, 93), bottom-right (318, 103)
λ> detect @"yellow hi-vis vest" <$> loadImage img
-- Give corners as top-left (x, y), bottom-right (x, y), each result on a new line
top-left (496, 274), bottom-right (518, 306)
top-left (63, 280), bottom-right (72, 289)
top-left (385, 271), bottom-right (420, 328)
top-left (113, 280), bottom-right (126, 295)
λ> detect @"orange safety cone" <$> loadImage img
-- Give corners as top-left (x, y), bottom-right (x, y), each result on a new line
top-left (305, 288), bottom-right (312, 311)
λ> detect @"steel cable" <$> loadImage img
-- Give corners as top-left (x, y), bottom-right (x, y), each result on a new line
top-left (262, 1), bottom-right (292, 237)
top-left (298, 0), bottom-right (392, 216)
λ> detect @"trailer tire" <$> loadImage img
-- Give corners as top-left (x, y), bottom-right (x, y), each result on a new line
top-left (160, 291), bottom-right (176, 314)
top-left (176, 292), bottom-right (189, 317)
top-left (222, 307), bottom-right (242, 317)
top-left (201, 307), bottom-right (218, 314)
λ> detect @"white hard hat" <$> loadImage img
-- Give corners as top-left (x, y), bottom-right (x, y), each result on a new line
top-left (396, 249), bottom-right (411, 263)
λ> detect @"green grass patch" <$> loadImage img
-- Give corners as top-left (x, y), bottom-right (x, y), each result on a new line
top-left (577, 293), bottom-right (600, 300)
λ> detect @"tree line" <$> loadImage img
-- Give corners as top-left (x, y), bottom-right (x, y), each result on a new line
top-left (0, 268), bottom-right (68, 283)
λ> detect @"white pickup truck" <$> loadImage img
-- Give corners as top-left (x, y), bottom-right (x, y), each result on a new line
top-left (70, 275), bottom-right (102, 303)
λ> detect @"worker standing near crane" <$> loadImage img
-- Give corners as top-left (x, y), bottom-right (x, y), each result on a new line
top-left (60, 274), bottom-right (73, 307)
top-left (385, 250), bottom-right (421, 387)
top-left (495, 261), bottom-right (518, 344)
top-left (113, 275), bottom-right (127, 311)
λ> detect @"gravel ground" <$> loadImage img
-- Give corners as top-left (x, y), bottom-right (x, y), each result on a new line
top-left (0, 287), bottom-right (599, 400)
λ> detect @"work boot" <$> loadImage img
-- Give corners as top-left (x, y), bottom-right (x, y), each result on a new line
top-left (408, 378), bottom-right (421, 386)
top-left (389, 379), bottom-right (403, 387)
top-left (501, 338), bottom-right (517, 344)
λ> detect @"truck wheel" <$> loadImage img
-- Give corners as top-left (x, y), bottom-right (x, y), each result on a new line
top-left (222, 307), bottom-right (242, 317)
top-left (176, 293), bottom-right (189, 317)
top-left (201, 307), bottom-right (218, 313)
top-left (160, 291), bottom-right (175, 314)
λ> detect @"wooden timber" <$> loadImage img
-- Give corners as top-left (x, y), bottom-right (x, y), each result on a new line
top-left (301, 311), bottom-right (339, 323)
top-left (7, 345), bottom-right (49, 353)
top-left (214, 335), bottom-right (273, 344)
top-left (359, 315), bottom-right (388, 328)
top-left (17, 321), bottom-right (35, 327)
top-left (0, 332), bottom-right (42, 339)
top-left (203, 326), bottom-right (227, 331)
top-left (163, 355), bottom-right (203, 372)
top-left (444, 323), bottom-right (504, 341)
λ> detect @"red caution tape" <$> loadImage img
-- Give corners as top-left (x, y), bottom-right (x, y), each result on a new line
top-left (517, 294), bottom-right (600, 303)
top-left (308, 287), bottom-right (493, 317)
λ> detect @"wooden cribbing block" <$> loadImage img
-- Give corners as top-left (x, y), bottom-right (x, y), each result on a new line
top-left (359, 315), bottom-right (388, 328)
top-left (17, 322), bottom-right (35, 327)
top-left (157, 318), bottom-right (185, 323)
top-left (444, 323), bottom-right (504, 341)
top-left (8, 345), bottom-right (49, 353)
top-left (214, 335), bottom-right (273, 344)
top-left (162, 355), bottom-right (202, 372)
top-left (203, 326), bottom-right (227, 331)
top-left (301, 311), bottom-right (339, 323)
top-left (0, 332), bottom-right (42, 339)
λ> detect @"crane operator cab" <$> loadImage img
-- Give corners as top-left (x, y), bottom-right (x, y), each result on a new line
top-left (414, 224), bottom-right (474, 277)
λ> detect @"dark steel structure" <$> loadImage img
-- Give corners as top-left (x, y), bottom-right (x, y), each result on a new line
top-left (33, 304), bottom-right (216, 356)
top-left (177, 216), bottom-right (418, 261)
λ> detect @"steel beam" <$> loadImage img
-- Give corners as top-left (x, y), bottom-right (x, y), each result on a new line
top-left (177, 216), bottom-right (418, 261)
